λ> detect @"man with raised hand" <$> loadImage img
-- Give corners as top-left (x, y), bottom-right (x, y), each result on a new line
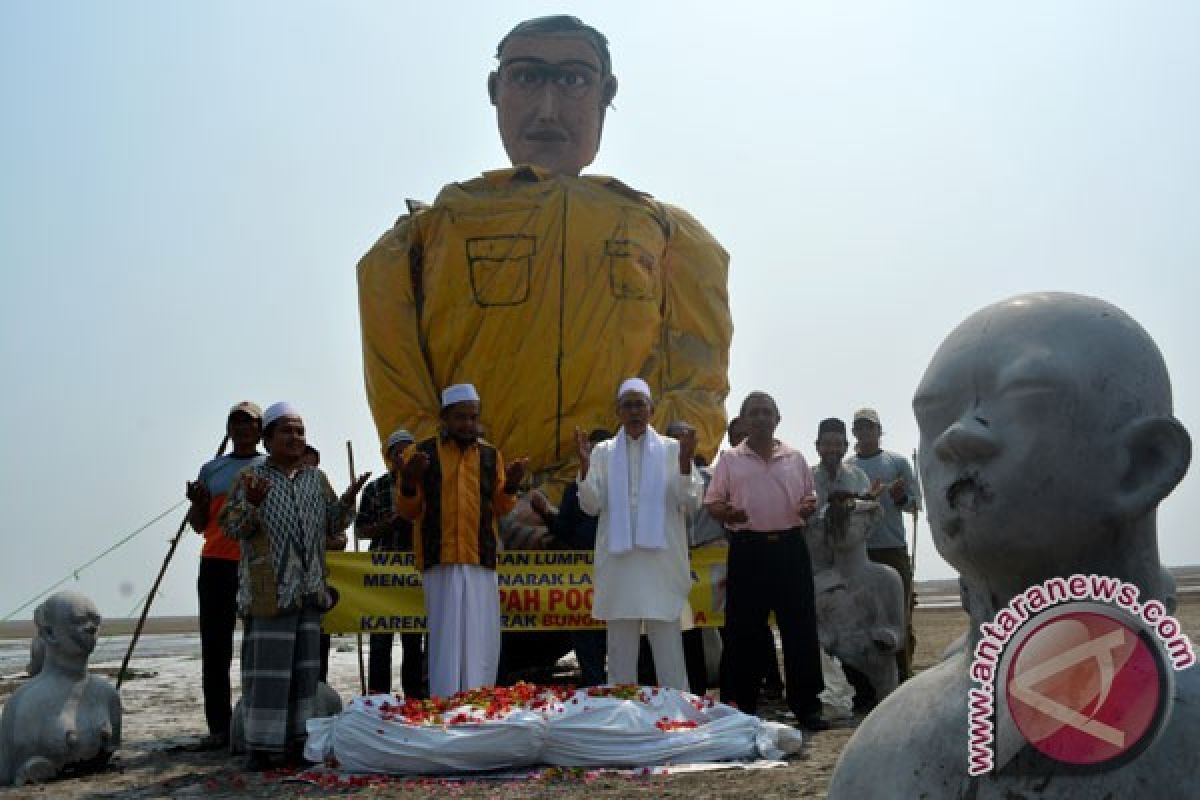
top-left (396, 384), bottom-right (527, 698)
top-left (847, 408), bottom-right (920, 680)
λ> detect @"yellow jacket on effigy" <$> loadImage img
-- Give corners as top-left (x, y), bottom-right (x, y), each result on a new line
top-left (358, 166), bottom-right (732, 497)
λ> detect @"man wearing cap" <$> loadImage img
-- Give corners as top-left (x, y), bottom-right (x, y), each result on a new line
top-left (358, 15), bottom-right (732, 501)
top-left (847, 409), bottom-right (920, 680)
top-left (576, 379), bottom-right (702, 690)
top-left (807, 417), bottom-right (872, 573)
top-left (220, 402), bottom-right (370, 769)
top-left (185, 401), bottom-right (265, 750)
top-left (354, 428), bottom-right (425, 698)
top-left (704, 392), bottom-right (827, 730)
top-left (396, 384), bottom-right (528, 697)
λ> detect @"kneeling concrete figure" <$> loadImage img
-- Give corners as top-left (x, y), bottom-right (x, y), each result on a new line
top-left (829, 292), bottom-right (1195, 799)
top-left (810, 493), bottom-right (904, 707)
top-left (231, 681), bottom-right (343, 755)
top-left (0, 592), bottom-right (122, 786)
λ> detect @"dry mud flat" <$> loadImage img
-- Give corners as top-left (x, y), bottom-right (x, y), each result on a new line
top-left (3, 598), bottom-right (1197, 799)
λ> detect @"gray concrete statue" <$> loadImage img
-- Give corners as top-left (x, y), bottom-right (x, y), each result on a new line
top-left (0, 591), bottom-right (122, 786)
top-left (829, 292), bottom-right (1195, 799)
top-left (811, 494), bottom-right (904, 706)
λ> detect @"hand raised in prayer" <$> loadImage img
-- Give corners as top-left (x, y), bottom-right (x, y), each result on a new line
top-left (888, 478), bottom-right (907, 503)
top-left (340, 472), bottom-right (372, 506)
top-left (797, 494), bottom-right (818, 520)
top-left (242, 473), bottom-right (272, 507)
top-left (504, 458), bottom-right (529, 492)
top-left (676, 427), bottom-right (697, 474)
top-left (575, 427), bottom-right (594, 479)
top-left (185, 480), bottom-right (210, 507)
top-left (402, 451), bottom-right (431, 486)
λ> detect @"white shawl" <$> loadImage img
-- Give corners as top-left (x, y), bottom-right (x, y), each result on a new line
top-left (606, 426), bottom-right (669, 554)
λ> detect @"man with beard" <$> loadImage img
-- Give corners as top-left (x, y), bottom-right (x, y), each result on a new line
top-left (396, 384), bottom-right (528, 697)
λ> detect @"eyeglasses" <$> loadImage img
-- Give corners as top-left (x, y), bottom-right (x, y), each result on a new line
top-left (499, 62), bottom-right (600, 99)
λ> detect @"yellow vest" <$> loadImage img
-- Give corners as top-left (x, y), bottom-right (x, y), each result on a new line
top-left (358, 166), bottom-right (732, 498)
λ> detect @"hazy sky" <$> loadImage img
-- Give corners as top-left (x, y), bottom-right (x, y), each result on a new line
top-left (2, 2), bottom-right (1197, 619)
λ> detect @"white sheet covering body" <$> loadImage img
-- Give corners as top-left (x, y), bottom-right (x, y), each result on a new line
top-left (304, 687), bottom-right (803, 773)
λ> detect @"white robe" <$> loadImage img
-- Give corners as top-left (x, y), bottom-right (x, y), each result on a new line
top-left (578, 431), bottom-right (702, 621)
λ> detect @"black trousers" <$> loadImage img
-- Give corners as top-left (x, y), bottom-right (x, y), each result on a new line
top-left (369, 633), bottom-right (426, 699)
top-left (197, 557), bottom-right (239, 737)
top-left (725, 531), bottom-right (824, 719)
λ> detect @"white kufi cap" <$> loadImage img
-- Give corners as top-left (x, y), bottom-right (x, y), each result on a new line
top-left (441, 383), bottom-right (480, 408)
top-left (617, 377), bottom-right (652, 402)
top-left (263, 401), bottom-right (301, 428)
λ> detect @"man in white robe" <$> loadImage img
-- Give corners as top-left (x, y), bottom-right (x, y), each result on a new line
top-left (577, 378), bottom-right (702, 689)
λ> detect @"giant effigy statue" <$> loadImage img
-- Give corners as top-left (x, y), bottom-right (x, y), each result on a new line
top-left (0, 592), bottom-right (122, 786)
top-left (829, 292), bottom-right (1196, 799)
top-left (357, 16), bottom-right (731, 499)
top-left (810, 493), bottom-right (904, 707)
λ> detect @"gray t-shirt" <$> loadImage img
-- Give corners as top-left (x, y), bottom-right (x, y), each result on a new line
top-left (846, 449), bottom-right (920, 550)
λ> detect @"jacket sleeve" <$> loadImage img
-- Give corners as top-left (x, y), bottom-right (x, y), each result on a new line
top-left (357, 214), bottom-right (442, 449)
top-left (655, 204), bottom-right (732, 463)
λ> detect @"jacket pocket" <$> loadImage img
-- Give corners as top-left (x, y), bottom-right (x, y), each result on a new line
top-left (606, 239), bottom-right (659, 302)
top-left (466, 235), bottom-right (533, 307)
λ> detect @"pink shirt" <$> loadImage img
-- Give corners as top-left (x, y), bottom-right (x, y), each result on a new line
top-left (705, 440), bottom-right (815, 532)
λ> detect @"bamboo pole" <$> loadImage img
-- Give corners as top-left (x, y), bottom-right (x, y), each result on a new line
top-left (346, 440), bottom-right (367, 695)
top-left (117, 433), bottom-right (229, 688)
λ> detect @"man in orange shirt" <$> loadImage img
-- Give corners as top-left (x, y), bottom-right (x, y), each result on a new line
top-left (396, 384), bottom-right (527, 697)
top-left (185, 401), bottom-right (264, 749)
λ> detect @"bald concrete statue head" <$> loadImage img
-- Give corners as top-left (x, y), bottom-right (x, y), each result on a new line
top-left (913, 292), bottom-right (1190, 597)
top-left (1, 591), bottom-right (121, 786)
top-left (829, 293), bottom-right (1195, 799)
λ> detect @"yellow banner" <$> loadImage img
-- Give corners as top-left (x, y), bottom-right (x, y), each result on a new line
top-left (323, 549), bottom-right (729, 633)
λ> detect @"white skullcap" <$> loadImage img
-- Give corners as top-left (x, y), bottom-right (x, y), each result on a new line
top-left (385, 428), bottom-right (415, 450)
top-left (263, 401), bottom-right (301, 429)
top-left (617, 377), bottom-right (652, 402)
top-left (441, 383), bottom-right (480, 408)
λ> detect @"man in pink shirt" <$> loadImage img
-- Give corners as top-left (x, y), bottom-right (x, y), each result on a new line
top-left (705, 391), bottom-right (828, 730)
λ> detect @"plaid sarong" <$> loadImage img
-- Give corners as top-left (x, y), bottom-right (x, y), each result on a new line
top-left (240, 607), bottom-right (321, 752)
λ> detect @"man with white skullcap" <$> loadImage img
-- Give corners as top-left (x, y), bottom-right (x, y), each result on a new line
top-left (354, 426), bottom-right (425, 698)
top-left (576, 378), bottom-right (702, 689)
top-left (220, 402), bottom-right (371, 769)
top-left (395, 385), bottom-right (528, 697)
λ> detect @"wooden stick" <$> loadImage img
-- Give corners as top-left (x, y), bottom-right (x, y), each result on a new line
top-left (347, 440), bottom-right (367, 695)
top-left (117, 433), bottom-right (229, 688)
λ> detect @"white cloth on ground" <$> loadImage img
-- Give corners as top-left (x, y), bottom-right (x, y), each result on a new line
top-left (607, 618), bottom-right (689, 691)
top-left (422, 563), bottom-right (501, 698)
top-left (578, 432), bottom-right (702, 621)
